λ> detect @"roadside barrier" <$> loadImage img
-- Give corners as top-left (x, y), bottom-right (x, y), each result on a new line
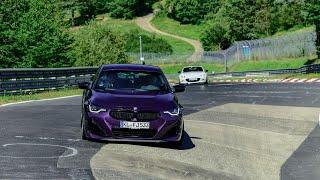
top-left (0, 64), bottom-right (319, 95)
top-left (211, 64), bottom-right (320, 78)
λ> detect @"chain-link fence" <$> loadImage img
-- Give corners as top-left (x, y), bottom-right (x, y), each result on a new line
top-left (127, 30), bottom-right (317, 70)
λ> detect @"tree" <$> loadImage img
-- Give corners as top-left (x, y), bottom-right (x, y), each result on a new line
top-left (109, 0), bottom-right (155, 19)
top-left (306, 0), bottom-right (320, 59)
top-left (124, 30), bottom-right (173, 53)
top-left (165, 0), bottom-right (202, 24)
top-left (60, 0), bottom-right (111, 26)
top-left (201, 0), bottom-right (277, 50)
top-left (269, 0), bottom-right (306, 32)
top-left (0, 0), bottom-right (74, 68)
top-left (201, 23), bottom-right (230, 51)
top-left (72, 22), bottom-right (128, 66)
top-left (164, 0), bottom-right (221, 24)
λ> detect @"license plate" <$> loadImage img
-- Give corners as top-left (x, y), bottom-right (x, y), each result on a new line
top-left (189, 78), bottom-right (198, 81)
top-left (120, 121), bottom-right (150, 129)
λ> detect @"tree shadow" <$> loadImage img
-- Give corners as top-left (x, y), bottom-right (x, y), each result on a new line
top-left (304, 58), bottom-right (318, 65)
top-left (281, 125), bottom-right (320, 180)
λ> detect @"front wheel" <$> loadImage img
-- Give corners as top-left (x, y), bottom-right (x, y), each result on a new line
top-left (81, 116), bottom-right (89, 140)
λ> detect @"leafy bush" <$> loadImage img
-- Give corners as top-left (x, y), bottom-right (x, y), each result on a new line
top-left (0, 0), bottom-right (74, 68)
top-left (109, 0), bottom-right (155, 19)
top-left (200, 0), bottom-right (310, 51)
top-left (306, 0), bottom-right (320, 58)
top-left (124, 30), bottom-right (173, 53)
top-left (200, 23), bottom-right (230, 51)
top-left (72, 22), bottom-right (128, 66)
top-left (273, 1), bottom-right (307, 31)
top-left (164, 0), bottom-right (221, 24)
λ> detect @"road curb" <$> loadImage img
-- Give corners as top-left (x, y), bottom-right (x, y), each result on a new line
top-left (212, 78), bottom-right (320, 83)
top-left (0, 95), bottom-right (81, 107)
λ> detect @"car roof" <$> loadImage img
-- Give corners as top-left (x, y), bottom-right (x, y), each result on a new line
top-left (100, 64), bottom-right (162, 73)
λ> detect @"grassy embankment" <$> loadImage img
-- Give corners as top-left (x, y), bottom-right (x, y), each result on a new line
top-left (0, 88), bottom-right (82, 105)
top-left (92, 14), bottom-right (194, 55)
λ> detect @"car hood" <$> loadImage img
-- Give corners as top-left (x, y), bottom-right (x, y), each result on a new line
top-left (181, 72), bottom-right (205, 77)
top-left (90, 90), bottom-right (176, 111)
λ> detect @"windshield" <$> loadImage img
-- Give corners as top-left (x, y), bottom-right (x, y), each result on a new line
top-left (183, 67), bottom-right (203, 72)
top-left (94, 70), bottom-right (168, 92)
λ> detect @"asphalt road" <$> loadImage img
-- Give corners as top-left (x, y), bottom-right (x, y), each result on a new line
top-left (0, 83), bottom-right (320, 179)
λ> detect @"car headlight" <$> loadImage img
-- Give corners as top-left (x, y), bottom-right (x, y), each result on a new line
top-left (89, 104), bottom-right (107, 113)
top-left (180, 75), bottom-right (185, 79)
top-left (164, 107), bottom-right (180, 116)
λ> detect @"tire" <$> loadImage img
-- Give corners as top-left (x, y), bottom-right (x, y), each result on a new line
top-left (168, 125), bottom-right (184, 148)
top-left (81, 115), bottom-right (88, 140)
top-left (177, 132), bottom-right (184, 146)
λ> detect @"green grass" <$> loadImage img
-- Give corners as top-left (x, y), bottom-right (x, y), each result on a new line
top-left (151, 13), bottom-right (204, 40)
top-left (272, 26), bottom-right (315, 37)
top-left (157, 57), bottom-right (315, 74)
top-left (229, 57), bottom-right (312, 72)
top-left (89, 15), bottom-right (194, 55)
top-left (0, 88), bottom-right (82, 105)
top-left (159, 62), bottom-right (225, 74)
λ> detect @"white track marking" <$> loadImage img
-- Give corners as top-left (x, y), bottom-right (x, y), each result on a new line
top-left (0, 95), bottom-right (81, 107)
top-left (0, 143), bottom-right (78, 159)
top-left (307, 78), bottom-right (319, 83)
top-left (297, 79), bottom-right (308, 83)
top-left (319, 113), bottom-right (320, 127)
top-left (14, 135), bottom-right (80, 142)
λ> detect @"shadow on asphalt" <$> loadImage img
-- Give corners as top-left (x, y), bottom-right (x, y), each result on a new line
top-left (281, 125), bottom-right (320, 180)
top-left (92, 131), bottom-right (195, 150)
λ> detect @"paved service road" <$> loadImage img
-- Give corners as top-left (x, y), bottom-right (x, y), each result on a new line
top-left (1, 83), bottom-right (320, 179)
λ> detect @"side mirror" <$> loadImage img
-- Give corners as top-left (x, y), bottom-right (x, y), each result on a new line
top-left (173, 84), bottom-right (186, 93)
top-left (78, 81), bottom-right (90, 90)
top-left (205, 70), bottom-right (208, 72)
top-left (178, 71), bottom-right (181, 74)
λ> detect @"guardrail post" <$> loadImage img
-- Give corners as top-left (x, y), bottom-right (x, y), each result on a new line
top-left (224, 53), bottom-right (228, 72)
top-left (236, 42), bottom-right (240, 62)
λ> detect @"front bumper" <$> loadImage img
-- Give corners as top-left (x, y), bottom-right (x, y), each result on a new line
top-left (84, 111), bottom-right (184, 142)
top-left (179, 77), bottom-right (207, 84)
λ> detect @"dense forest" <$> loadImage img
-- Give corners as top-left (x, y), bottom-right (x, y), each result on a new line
top-left (0, 0), bottom-right (168, 68)
top-left (0, 0), bottom-right (319, 68)
top-left (161, 0), bottom-right (319, 52)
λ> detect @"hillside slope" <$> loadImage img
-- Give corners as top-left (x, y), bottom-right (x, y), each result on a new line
top-left (135, 14), bottom-right (203, 59)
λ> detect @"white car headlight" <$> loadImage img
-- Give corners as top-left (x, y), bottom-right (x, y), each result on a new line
top-left (164, 107), bottom-right (180, 116)
top-left (89, 104), bottom-right (107, 113)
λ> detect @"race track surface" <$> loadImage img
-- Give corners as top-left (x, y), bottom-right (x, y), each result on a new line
top-left (1, 83), bottom-right (320, 179)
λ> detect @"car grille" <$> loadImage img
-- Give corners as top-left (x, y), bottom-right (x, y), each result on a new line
top-left (110, 110), bottom-right (134, 120)
top-left (112, 129), bottom-right (157, 138)
top-left (110, 109), bottom-right (159, 121)
top-left (186, 78), bottom-right (200, 82)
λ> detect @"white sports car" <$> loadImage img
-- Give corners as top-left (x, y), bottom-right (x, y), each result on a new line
top-left (178, 66), bottom-right (208, 84)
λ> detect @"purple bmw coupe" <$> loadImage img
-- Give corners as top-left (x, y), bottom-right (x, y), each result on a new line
top-left (78, 64), bottom-right (186, 146)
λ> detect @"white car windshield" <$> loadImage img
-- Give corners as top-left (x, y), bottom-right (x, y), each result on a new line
top-left (183, 67), bottom-right (203, 72)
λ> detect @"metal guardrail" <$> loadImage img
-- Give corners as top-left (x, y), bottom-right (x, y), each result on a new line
top-left (0, 64), bottom-right (319, 95)
top-left (0, 67), bottom-right (98, 95)
top-left (211, 64), bottom-right (320, 78)
top-left (0, 67), bottom-right (98, 79)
